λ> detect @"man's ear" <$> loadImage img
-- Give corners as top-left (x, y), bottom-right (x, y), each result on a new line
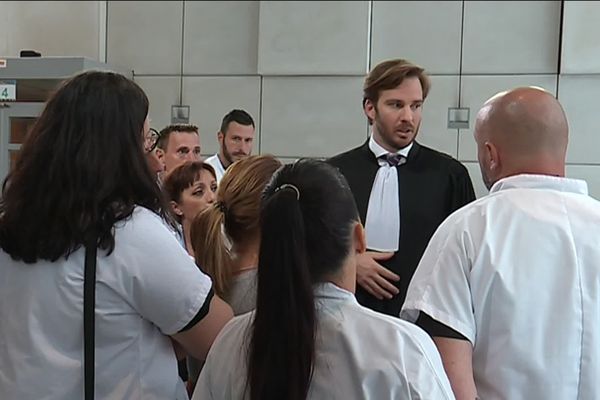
top-left (217, 131), bottom-right (224, 144)
top-left (485, 141), bottom-right (499, 172)
top-left (363, 98), bottom-right (376, 125)
top-left (155, 147), bottom-right (165, 161)
top-left (353, 222), bottom-right (367, 254)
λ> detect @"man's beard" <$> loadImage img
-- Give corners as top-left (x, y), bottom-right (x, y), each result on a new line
top-left (374, 119), bottom-right (419, 151)
top-left (222, 144), bottom-right (234, 166)
top-left (222, 142), bottom-right (248, 167)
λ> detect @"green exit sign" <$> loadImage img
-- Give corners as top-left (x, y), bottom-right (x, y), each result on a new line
top-left (0, 80), bottom-right (16, 101)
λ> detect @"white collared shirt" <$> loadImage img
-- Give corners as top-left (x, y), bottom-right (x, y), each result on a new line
top-left (204, 153), bottom-right (226, 183)
top-left (194, 282), bottom-right (455, 400)
top-left (401, 174), bottom-right (600, 400)
top-left (368, 134), bottom-right (413, 160)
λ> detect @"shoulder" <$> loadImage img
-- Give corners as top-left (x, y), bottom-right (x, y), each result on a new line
top-left (340, 301), bottom-right (440, 359)
top-left (111, 207), bottom-right (202, 283)
top-left (415, 143), bottom-right (469, 175)
top-left (354, 302), bottom-right (430, 339)
top-left (339, 302), bottom-right (453, 394)
top-left (437, 193), bottom-right (490, 233)
top-left (114, 207), bottom-right (175, 245)
top-left (418, 143), bottom-right (467, 173)
top-left (195, 312), bottom-right (254, 399)
top-left (204, 154), bottom-right (218, 166)
top-left (205, 312), bottom-right (253, 366)
top-left (116, 207), bottom-right (167, 235)
top-left (99, 207), bottom-right (213, 335)
top-left (227, 270), bottom-right (258, 315)
top-left (217, 312), bottom-right (253, 343)
top-left (327, 144), bottom-right (367, 167)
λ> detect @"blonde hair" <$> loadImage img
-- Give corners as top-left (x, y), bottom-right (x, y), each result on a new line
top-left (190, 155), bottom-right (282, 297)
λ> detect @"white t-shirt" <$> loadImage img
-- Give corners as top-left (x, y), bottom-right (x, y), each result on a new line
top-left (0, 207), bottom-right (213, 399)
top-left (204, 154), bottom-right (226, 183)
top-left (401, 174), bottom-right (600, 400)
top-left (194, 282), bottom-right (455, 400)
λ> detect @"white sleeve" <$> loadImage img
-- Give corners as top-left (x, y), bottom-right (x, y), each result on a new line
top-left (193, 314), bottom-right (250, 400)
top-left (193, 355), bottom-right (214, 400)
top-left (404, 327), bottom-right (457, 400)
top-left (193, 313), bottom-right (253, 400)
top-left (400, 213), bottom-right (477, 344)
top-left (113, 209), bottom-right (213, 335)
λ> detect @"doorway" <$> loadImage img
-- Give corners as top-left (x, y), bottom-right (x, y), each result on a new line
top-left (0, 102), bottom-right (44, 182)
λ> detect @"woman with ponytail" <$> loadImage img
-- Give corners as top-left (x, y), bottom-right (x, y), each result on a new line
top-left (186, 154), bottom-right (281, 392)
top-left (193, 159), bottom-right (455, 400)
top-left (190, 154), bottom-right (281, 311)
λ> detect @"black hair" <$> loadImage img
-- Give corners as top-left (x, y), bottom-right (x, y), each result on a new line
top-left (219, 109), bottom-right (255, 135)
top-left (248, 159), bottom-right (359, 400)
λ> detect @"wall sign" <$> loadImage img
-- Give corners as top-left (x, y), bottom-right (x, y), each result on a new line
top-left (0, 80), bottom-right (17, 101)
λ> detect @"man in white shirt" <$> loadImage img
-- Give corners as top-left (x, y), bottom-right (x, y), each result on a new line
top-left (401, 87), bottom-right (600, 400)
top-left (204, 109), bottom-right (255, 182)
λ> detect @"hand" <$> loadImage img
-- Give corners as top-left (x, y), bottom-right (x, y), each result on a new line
top-left (356, 251), bottom-right (399, 300)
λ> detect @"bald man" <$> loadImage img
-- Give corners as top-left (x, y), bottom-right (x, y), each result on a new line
top-left (400, 87), bottom-right (600, 400)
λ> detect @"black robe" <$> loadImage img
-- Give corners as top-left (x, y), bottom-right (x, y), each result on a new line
top-left (327, 140), bottom-right (476, 316)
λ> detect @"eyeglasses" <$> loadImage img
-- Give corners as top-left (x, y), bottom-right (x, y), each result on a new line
top-left (144, 128), bottom-right (160, 153)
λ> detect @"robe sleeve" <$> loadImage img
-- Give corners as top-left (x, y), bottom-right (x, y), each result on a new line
top-left (451, 164), bottom-right (476, 212)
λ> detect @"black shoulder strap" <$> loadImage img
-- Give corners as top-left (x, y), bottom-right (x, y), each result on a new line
top-left (84, 242), bottom-right (97, 400)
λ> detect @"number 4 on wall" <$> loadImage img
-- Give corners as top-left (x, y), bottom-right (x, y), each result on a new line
top-left (0, 81), bottom-right (16, 101)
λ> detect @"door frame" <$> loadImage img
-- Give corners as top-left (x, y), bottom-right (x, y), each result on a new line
top-left (0, 102), bottom-right (45, 182)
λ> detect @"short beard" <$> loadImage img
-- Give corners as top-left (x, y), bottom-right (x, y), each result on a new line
top-left (221, 141), bottom-right (235, 167)
top-left (372, 105), bottom-right (418, 151)
top-left (373, 121), bottom-right (418, 152)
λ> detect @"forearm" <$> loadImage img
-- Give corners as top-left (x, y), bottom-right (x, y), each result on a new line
top-left (433, 336), bottom-right (478, 400)
top-left (172, 296), bottom-right (233, 361)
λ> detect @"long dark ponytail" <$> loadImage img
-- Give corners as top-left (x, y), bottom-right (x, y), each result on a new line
top-left (248, 159), bottom-right (359, 400)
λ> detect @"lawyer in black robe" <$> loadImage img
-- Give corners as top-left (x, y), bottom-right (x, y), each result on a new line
top-left (328, 140), bottom-right (475, 316)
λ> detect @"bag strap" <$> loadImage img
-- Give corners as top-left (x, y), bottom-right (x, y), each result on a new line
top-left (84, 242), bottom-right (97, 400)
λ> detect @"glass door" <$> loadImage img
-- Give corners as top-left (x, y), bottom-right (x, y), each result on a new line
top-left (0, 102), bottom-right (44, 182)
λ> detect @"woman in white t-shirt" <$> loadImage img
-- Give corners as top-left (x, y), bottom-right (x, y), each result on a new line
top-left (0, 71), bottom-right (232, 399)
top-left (193, 159), bottom-right (455, 400)
top-left (191, 154), bottom-right (281, 312)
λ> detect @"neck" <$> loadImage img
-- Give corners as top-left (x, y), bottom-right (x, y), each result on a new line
top-left (498, 158), bottom-right (565, 182)
top-left (182, 219), bottom-right (194, 257)
top-left (218, 152), bottom-right (231, 169)
top-left (231, 239), bottom-right (259, 274)
top-left (326, 258), bottom-right (356, 294)
top-left (372, 129), bottom-right (407, 153)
